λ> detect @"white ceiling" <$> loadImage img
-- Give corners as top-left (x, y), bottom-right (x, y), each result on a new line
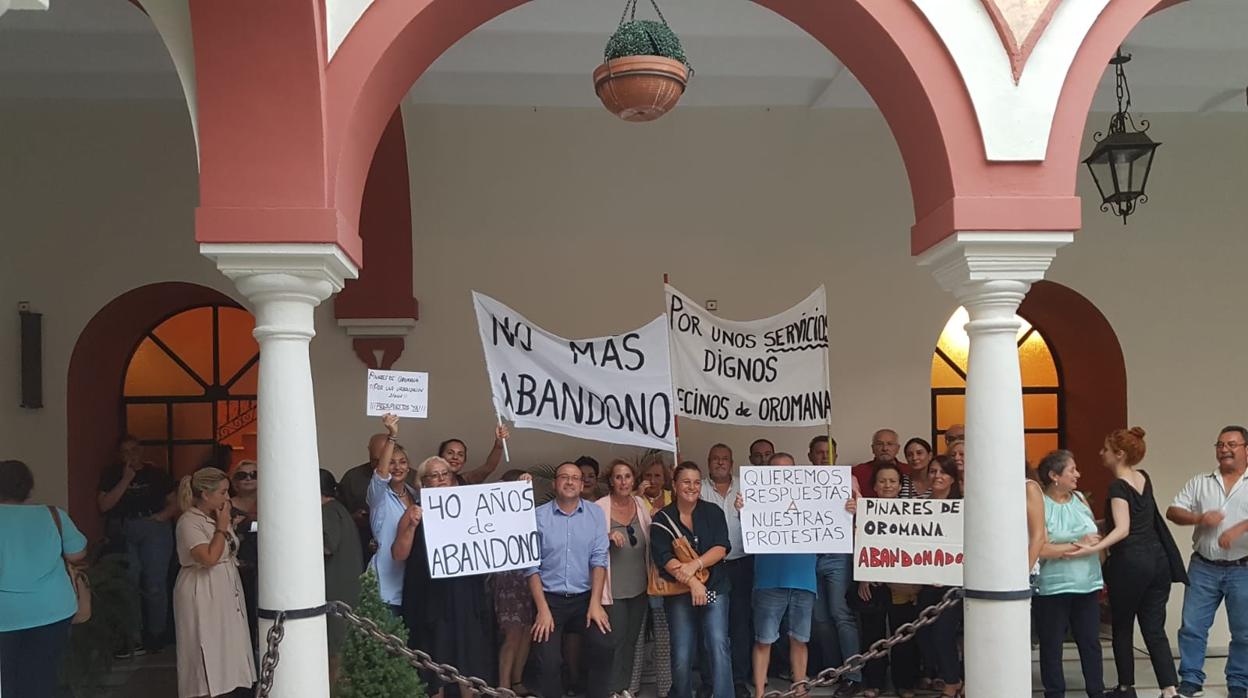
top-left (0, 0), bottom-right (1244, 114)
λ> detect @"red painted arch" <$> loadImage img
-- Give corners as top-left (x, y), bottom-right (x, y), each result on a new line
top-left (1020, 280), bottom-right (1127, 514)
top-left (66, 282), bottom-right (240, 541)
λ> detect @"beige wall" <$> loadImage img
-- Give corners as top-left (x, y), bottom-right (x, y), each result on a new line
top-left (2, 100), bottom-right (1244, 648)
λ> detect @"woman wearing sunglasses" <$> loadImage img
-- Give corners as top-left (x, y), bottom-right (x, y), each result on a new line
top-left (230, 459), bottom-right (260, 643)
top-left (594, 459), bottom-right (654, 695)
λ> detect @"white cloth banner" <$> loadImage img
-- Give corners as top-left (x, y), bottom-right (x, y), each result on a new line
top-left (472, 291), bottom-right (676, 451)
top-left (852, 498), bottom-right (964, 586)
top-left (421, 481), bottom-right (540, 579)
top-left (665, 284), bottom-right (831, 426)
top-left (739, 466), bottom-right (854, 554)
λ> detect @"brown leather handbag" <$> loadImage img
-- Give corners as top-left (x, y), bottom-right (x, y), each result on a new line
top-left (646, 511), bottom-right (709, 597)
top-left (49, 506), bottom-right (92, 624)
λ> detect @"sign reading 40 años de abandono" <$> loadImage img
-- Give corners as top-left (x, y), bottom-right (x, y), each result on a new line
top-left (853, 497), bottom-right (964, 586)
top-left (421, 481), bottom-right (540, 579)
top-left (739, 466), bottom-right (853, 554)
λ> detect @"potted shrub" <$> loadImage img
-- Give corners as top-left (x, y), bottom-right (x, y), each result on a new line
top-left (337, 569), bottom-right (426, 698)
top-left (593, 0), bottom-right (691, 122)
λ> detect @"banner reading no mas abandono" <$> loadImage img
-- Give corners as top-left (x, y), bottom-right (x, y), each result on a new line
top-left (665, 284), bottom-right (831, 427)
top-left (472, 291), bottom-right (676, 451)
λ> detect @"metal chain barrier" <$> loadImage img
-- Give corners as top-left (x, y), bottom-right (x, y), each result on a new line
top-left (254, 589), bottom-right (963, 698)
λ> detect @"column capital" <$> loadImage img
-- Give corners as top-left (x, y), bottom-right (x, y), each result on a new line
top-left (201, 243), bottom-right (359, 299)
top-left (917, 231), bottom-right (1072, 304)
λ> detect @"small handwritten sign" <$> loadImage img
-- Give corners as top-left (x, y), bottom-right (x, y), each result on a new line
top-left (421, 481), bottom-right (540, 579)
top-left (366, 369), bottom-right (429, 417)
top-left (740, 465), bottom-right (853, 554)
top-left (853, 498), bottom-right (964, 586)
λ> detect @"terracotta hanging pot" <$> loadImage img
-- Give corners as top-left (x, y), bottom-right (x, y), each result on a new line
top-left (593, 55), bottom-right (690, 122)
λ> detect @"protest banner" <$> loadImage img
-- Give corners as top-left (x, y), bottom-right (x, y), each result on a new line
top-left (665, 284), bottom-right (831, 427)
top-left (421, 481), bottom-right (540, 579)
top-left (739, 465), bottom-right (853, 554)
top-left (472, 291), bottom-right (676, 451)
top-left (365, 369), bottom-right (429, 417)
top-left (853, 497), bottom-right (964, 586)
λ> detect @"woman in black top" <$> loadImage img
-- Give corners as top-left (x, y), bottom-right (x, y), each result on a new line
top-left (650, 461), bottom-right (731, 698)
top-left (1080, 427), bottom-right (1185, 698)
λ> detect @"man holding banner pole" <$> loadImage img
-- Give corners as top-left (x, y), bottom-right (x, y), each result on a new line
top-left (528, 462), bottom-right (614, 698)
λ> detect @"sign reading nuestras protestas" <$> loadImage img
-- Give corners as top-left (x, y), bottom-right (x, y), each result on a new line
top-left (472, 291), bottom-right (677, 452)
top-left (739, 466), bottom-right (854, 554)
top-left (366, 369), bottom-right (429, 417)
top-left (665, 284), bottom-right (832, 427)
top-left (853, 497), bottom-right (964, 586)
top-left (421, 481), bottom-right (541, 579)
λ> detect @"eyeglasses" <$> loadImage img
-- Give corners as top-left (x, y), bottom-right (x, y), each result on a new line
top-left (556, 474), bottom-right (583, 483)
top-left (614, 524), bottom-right (638, 546)
top-left (426, 470), bottom-right (453, 481)
top-left (1216, 442), bottom-right (1246, 450)
top-left (233, 471), bottom-right (257, 481)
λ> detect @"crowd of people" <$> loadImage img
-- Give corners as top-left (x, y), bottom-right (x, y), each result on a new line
top-left (1, 422), bottom-right (1246, 698)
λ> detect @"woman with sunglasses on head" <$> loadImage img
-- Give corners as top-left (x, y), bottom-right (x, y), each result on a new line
top-left (229, 459), bottom-right (260, 645)
top-left (594, 459), bottom-right (654, 695)
top-left (395, 455), bottom-right (496, 697)
top-left (367, 414), bottom-right (417, 616)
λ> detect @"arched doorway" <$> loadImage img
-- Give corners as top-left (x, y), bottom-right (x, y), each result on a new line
top-left (67, 282), bottom-right (244, 540)
top-left (929, 280), bottom-right (1127, 510)
top-left (122, 304), bottom-right (259, 480)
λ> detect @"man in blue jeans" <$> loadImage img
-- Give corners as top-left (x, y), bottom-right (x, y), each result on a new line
top-left (98, 435), bottom-right (177, 656)
top-left (1167, 426), bottom-right (1248, 698)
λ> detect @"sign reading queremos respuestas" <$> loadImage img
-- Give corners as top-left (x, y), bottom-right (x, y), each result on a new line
top-left (739, 466), bottom-right (854, 554)
top-left (853, 497), bottom-right (964, 586)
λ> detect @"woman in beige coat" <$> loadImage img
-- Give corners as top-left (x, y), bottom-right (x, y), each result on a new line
top-left (174, 467), bottom-right (256, 697)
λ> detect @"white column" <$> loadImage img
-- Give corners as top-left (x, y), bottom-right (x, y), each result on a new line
top-left (202, 243), bottom-right (358, 698)
top-left (918, 231), bottom-right (1072, 697)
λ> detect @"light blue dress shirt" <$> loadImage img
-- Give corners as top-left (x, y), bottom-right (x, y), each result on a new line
top-left (529, 499), bottom-right (608, 595)
top-left (367, 472), bottom-right (418, 605)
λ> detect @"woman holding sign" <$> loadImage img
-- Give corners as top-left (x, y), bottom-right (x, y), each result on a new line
top-left (595, 460), bottom-right (654, 695)
top-left (367, 414), bottom-right (417, 614)
top-left (915, 456), bottom-right (964, 698)
top-left (394, 456), bottom-right (496, 698)
top-left (650, 461), bottom-right (733, 698)
top-left (439, 425), bottom-right (510, 487)
top-left (1034, 450), bottom-right (1105, 698)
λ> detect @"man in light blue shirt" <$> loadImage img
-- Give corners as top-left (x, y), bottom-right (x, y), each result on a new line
top-left (528, 462), bottom-right (614, 698)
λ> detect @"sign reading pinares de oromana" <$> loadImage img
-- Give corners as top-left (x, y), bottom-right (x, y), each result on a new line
top-left (665, 284), bottom-right (831, 427)
top-left (365, 369), bottom-right (429, 417)
top-left (472, 291), bottom-right (676, 451)
top-left (421, 481), bottom-right (540, 579)
top-left (739, 466), bottom-right (854, 554)
top-left (853, 497), bottom-right (964, 586)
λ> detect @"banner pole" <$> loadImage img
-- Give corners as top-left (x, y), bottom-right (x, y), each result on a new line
top-left (663, 272), bottom-right (681, 464)
top-left (494, 403), bottom-right (511, 463)
top-left (821, 289), bottom-right (834, 463)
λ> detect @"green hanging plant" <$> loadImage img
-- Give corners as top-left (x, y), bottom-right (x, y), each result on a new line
top-left (605, 19), bottom-right (690, 68)
top-left (337, 569), bottom-right (426, 698)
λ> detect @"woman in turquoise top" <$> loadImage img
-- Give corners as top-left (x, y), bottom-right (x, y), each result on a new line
top-left (0, 459), bottom-right (88, 698)
top-left (1035, 450), bottom-right (1106, 698)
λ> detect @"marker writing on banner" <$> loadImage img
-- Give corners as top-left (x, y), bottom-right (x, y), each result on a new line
top-left (426, 485), bottom-right (540, 578)
top-left (667, 293), bottom-right (704, 336)
top-left (492, 315), bottom-right (534, 351)
top-left (858, 547), bottom-right (964, 568)
top-left (569, 334), bottom-right (646, 371)
top-left (499, 372), bottom-right (672, 439)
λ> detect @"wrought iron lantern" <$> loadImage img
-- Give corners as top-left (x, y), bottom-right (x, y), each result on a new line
top-left (1083, 50), bottom-right (1160, 223)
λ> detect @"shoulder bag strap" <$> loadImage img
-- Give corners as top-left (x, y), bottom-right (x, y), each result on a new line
top-left (48, 506), bottom-right (67, 557)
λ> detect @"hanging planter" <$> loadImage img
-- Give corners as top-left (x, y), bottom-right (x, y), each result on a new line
top-left (593, 0), bottom-right (691, 122)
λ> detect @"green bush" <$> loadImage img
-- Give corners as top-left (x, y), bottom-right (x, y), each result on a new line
top-left (337, 569), bottom-right (426, 698)
top-left (605, 20), bottom-right (689, 67)
top-left (60, 553), bottom-right (141, 698)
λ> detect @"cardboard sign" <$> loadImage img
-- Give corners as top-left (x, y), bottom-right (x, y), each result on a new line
top-left (366, 369), bottom-right (429, 417)
top-left (472, 291), bottom-right (676, 451)
top-left (739, 465), bottom-right (854, 554)
top-left (421, 481), bottom-right (540, 579)
top-left (666, 284), bottom-right (832, 427)
top-left (853, 497), bottom-right (964, 586)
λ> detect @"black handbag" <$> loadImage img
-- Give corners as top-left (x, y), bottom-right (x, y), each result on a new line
top-left (1144, 471), bottom-right (1189, 585)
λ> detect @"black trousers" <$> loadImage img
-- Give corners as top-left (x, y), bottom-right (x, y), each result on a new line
top-left (1034, 591), bottom-right (1105, 698)
top-left (0, 617), bottom-right (72, 698)
top-left (859, 586), bottom-right (920, 691)
top-left (724, 556), bottom-right (755, 687)
top-left (1105, 549), bottom-right (1179, 688)
top-left (916, 587), bottom-right (962, 685)
top-left (534, 592), bottom-right (614, 698)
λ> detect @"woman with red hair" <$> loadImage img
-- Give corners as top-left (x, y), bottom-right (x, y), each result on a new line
top-left (1077, 428), bottom-right (1186, 698)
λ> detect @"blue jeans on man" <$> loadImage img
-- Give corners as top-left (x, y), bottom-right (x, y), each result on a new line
top-left (123, 517), bottom-right (174, 647)
top-left (812, 553), bottom-right (861, 683)
top-left (668, 593), bottom-right (733, 698)
top-left (1177, 556), bottom-right (1248, 694)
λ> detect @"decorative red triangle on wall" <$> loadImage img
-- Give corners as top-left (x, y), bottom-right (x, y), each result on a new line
top-left (980, 0), bottom-right (1066, 83)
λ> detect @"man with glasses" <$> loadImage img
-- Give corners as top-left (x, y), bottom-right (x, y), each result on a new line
top-left (1167, 426), bottom-right (1248, 698)
top-left (851, 429), bottom-right (902, 496)
top-left (528, 462), bottom-right (614, 698)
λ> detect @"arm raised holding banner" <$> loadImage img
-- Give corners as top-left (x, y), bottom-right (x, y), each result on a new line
top-left (458, 424), bottom-right (511, 485)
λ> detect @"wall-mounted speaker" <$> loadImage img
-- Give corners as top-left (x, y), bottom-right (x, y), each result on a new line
top-left (20, 306), bottom-right (42, 409)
